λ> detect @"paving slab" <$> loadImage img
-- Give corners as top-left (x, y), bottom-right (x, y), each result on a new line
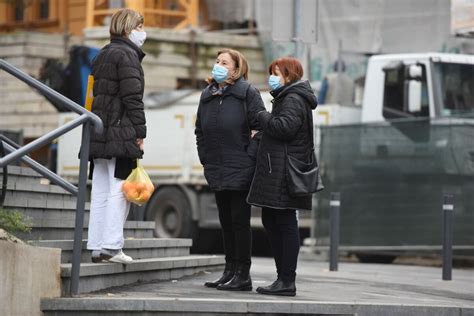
top-left (41, 257), bottom-right (474, 315)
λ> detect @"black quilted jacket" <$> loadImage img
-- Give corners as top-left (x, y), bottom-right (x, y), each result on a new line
top-left (89, 36), bottom-right (146, 160)
top-left (195, 78), bottom-right (265, 191)
top-left (247, 80), bottom-right (318, 211)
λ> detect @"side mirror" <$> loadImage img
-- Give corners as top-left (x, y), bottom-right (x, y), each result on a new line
top-left (407, 80), bottom-right (422, 113)
top-left (408, 64), bottom-right (422, 79)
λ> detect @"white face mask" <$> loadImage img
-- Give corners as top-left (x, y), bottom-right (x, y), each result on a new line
top-left (129, 30), bottom-right (146, 47)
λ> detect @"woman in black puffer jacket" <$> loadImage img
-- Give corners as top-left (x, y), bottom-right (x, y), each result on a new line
top-left (247, 57), bottom-right (318, 297)
top-left (86, 9), bottom-right (147, 265)
top-left (195, 48), bottom-right (265, 291)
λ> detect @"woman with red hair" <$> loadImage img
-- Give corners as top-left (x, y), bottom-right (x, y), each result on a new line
top-left (247, 57), bottom-right (318, 296)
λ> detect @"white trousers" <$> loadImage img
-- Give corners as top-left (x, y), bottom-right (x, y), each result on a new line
top-left (87, 158), bottom-right (130, 250)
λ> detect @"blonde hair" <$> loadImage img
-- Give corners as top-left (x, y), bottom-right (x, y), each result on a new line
top-left (207, 48), bottom-right (249, 85)
top-left (109, 9), bottom-right (144, 37)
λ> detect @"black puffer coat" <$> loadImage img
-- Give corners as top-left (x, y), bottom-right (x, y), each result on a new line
top-left (247, 80), bottom-right (318, 211)
top-left (89, 36), bottom-right (146, 161)
top-left (195, 78), bottom-right (265, 191)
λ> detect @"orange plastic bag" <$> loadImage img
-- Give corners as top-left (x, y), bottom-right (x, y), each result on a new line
top-left (122, 161), bottom-right (154, 206)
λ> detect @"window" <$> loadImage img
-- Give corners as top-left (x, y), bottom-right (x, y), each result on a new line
top-left (382, 62), bottom-right (404, 117)
top-left (383, 61), bottom-right (429, 119)
top-left (14, 2), bottom-right (25, 22)
top-left (39, 0), bottom-right (50, 20)
top-left (435, 62), bottom-right (474, 115)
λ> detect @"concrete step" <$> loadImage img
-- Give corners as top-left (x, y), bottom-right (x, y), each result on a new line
top-left (1, 166), bottom-right (89, 223)
top-left (2, 166), bottom-right (71, 192)
top-left (8, 207), bottom-right (91, 225)
top-left (1, 165), bottom-right (81, 210)
top-left (28, 215), bottom-right (99, 229)
top-left (32, 238), bottom-right (192, 263)
top-left (60, 255), bottom-right (225, 295)
top-left (40, 297), bottom-right (472, 316)
top-left (3, 190), bottom-right (87, 210)
top-left (41, 257), bottom-right (474, 316)
top-left (1, 166), bottom-right (80, 191)
top-left (16, 221), bottom-right (155, 241)
top-left (0, 165), bottom-right (44, 178)
top-left (5, 175), bottom-right (71, 195)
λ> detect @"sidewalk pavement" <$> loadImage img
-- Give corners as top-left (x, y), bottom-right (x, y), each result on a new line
top-left (60, 257), bottom-right (474, 315)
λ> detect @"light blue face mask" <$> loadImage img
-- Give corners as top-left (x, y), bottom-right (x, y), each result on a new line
top-left (211, 64), bottom-right (229, 83)
top-left (268, 75), bottom-right (282, 90)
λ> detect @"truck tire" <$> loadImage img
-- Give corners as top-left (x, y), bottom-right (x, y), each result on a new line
top-left (355, 254), bottom-right (397, 264)
top-left (145, 187), bottom-right (195, 238)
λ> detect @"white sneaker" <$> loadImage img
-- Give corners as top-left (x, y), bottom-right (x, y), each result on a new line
top-left (107, 250), bottom-right (133, 264)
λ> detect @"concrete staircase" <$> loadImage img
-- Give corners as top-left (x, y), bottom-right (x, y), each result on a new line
top-left (1, 166), bottom-right (224, 296)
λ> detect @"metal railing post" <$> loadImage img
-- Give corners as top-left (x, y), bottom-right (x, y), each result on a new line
top-left (329, 192), bottom-right (340, 271)
top-left (70, 121), bottom-right (91, 296)
top-left (0, 141), bottom-right (7, 207)
top-left (442, 194), bottom-right (454, 281)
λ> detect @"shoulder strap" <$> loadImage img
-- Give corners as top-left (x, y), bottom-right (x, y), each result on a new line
top-left (242, 84), bottom-right (251, 138)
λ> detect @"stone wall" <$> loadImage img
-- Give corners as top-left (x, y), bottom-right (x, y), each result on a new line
top-left (0, 32), bottom-right (82, 139)
top-left (0, 240), bottom-right (61, 316)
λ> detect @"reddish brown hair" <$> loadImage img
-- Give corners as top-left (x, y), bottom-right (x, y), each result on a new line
top-left (268, 57), bottom-right (303, 84)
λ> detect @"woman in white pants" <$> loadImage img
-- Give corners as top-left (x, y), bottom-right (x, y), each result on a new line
top-left (86, 8), bottom-right (147, 264)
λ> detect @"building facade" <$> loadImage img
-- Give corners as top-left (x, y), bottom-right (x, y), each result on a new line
top-left (0, 0), bottom-right (204, 36)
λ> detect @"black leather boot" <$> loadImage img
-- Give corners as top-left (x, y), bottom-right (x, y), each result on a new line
top-left (216, 267), bottom-right (252, 291)
top-left (204, 262), bottom-right (235, 288)
top-left (256, 279), bottom-right (296, 296)
top-left (204, 268), bottom-right (235, 288)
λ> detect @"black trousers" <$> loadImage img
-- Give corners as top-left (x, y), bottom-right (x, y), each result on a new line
top-left (215, 190), bottom-right (252, 271)
top-left (262, 208), bottom-right (300, 282)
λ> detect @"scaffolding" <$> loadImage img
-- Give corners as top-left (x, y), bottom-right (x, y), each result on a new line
top-left (86, 0), bottom-right (199, 30)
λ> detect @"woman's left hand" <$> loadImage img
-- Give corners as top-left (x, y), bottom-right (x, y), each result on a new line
top-left (136, 138), bottom-right (144, 151)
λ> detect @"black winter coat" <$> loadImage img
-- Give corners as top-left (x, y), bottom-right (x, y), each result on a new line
top-left (89, 36), bottom-right (147, 161)
top-left (195, 78), bottom-right (266, 191)
top-left (247, 80), bottom-right (318, 211)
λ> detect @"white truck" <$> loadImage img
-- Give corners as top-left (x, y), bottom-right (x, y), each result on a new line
top-left (315, 53), bottom-right (474, 262)
top-left (57, 53), bottom-right (474, 250)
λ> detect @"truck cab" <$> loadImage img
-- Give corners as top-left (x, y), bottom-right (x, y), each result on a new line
top-left (362, 53), bottom-right (474, 122)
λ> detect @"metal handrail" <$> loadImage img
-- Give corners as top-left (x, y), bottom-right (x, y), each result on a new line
top-left (0, 135), bottom-right (78, 195)
top-left (0, 114), bottom-right (89, 168)
top-left (0, 58), bottom-right (102, 296)
top-left (0, 141), bottom-right (6, 207)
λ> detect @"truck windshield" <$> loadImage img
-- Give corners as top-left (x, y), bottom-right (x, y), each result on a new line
top-left (434, 62), bottom-right (474, 116)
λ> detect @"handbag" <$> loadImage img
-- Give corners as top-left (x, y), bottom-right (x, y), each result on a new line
top-left (285, 97), bottom-right (324, 196)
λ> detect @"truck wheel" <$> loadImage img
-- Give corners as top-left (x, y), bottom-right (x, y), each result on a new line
top-left (355, 254), bottom-right (397, 264)
top-left (145, 187), bottom-right (195, 238)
